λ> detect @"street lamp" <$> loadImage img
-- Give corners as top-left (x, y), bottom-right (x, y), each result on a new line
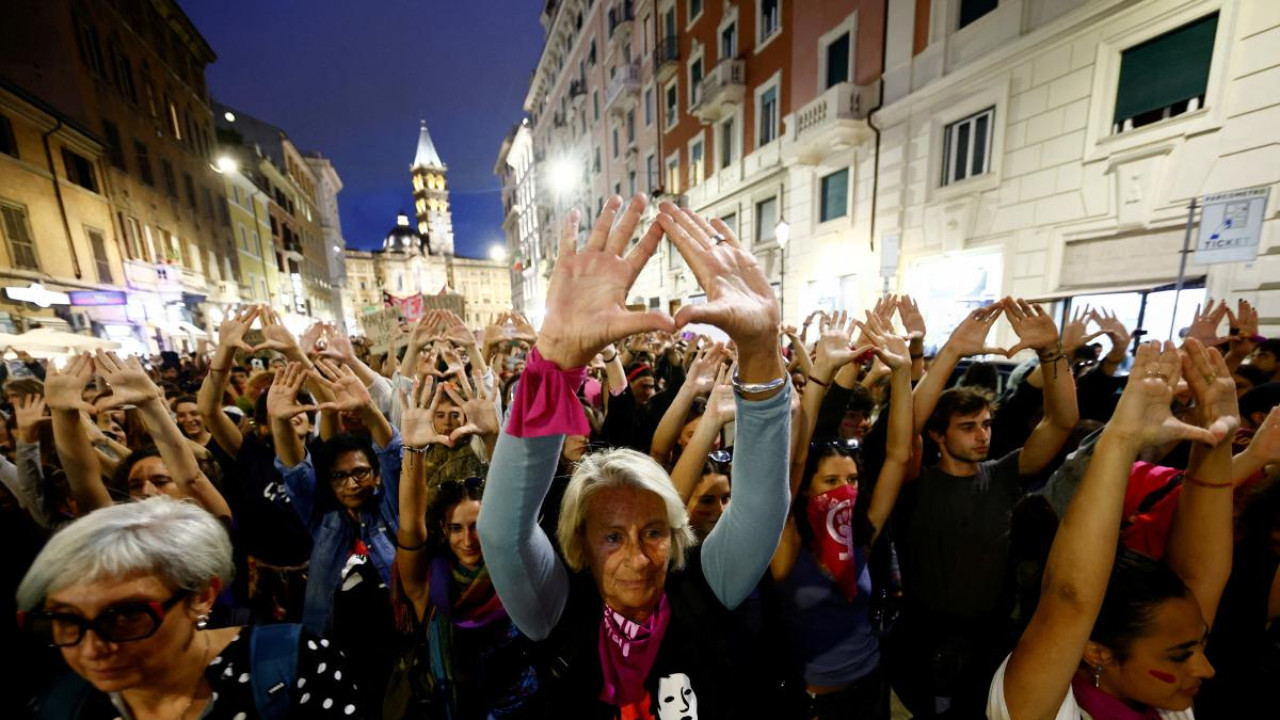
top-left (489, 244), bottom-right (508, 262)
top-left (775, 217), bottom-right (790, 321)
top-left (550, 158), bottom-right (578, 195)
top-left (215, 156), bottom-right (238, 174)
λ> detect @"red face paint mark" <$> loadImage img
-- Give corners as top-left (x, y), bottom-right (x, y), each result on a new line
top-left (1148, 669), bottom-right (1177, 684)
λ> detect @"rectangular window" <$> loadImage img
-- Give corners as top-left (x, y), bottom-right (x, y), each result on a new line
top-left (87, 227), bottom-right (113, 283)
top-left (690, 57), bottom-right (704, 106)
top-left (646, 153), bottom-right (658, 190)
top-left (690, 0), bottom-right (703, 23)
top-left (0, 114), bottom-right (16, 158)
top-left (666, 154), bottom-right (681, 194)
top-left (760, 0), bottom-right (781, 43)
top-left (612, 126), bottom-right (620, 158)
top-left (183, 173), bottom-right (197, 209)
top-left (102, 121), bottom-right (125, 170)
top-left (167, 99), bottom-right (182, 140)
top-left (1113, 13), bottom-right (1218, 132)
top-left (161, 159), bottom-right (177, 197)
top-left (665, 80), bottom-right (678, 127)
top-left (122, 215), bottom-right (143, 260)
top-left (135, 140), bottom-right (153, 185)
top-left (941, 107), bottom-right (994, 186)
top-left (626, 108), bottom-right (636, 144)
top-left (239, 224), bottom-right (249, 251)
top-left (644, 86), bottom-right (655, 126)
top-left (721, 21), bottom-right (738, 58)
top-left (589, 41), bottom-right (597, 66)
top-left (61, 148), bottom-right (98, 192)
top-left (721, 212), bottom-right (738, 237)
top-left (77, 21), bottom-right (106, 76)
top-left (629, 170), bottom-right (637, 196)
top-left (756, 197), bottom-right (778, 245)
top-left (719, 116), bottom-right (736, 168)
top-left (958, 0), bottom-right (998, 29)
top-left (593, 91), bottom-right (600, 121)
top-left (111, 45), bottom-right (138, 103)
top-left (690, 139), bottom-right (705, 187)
top-left (825, 32), bottom-right (851, 89)
top-left (820, 168), bottom-right (849, 222)
top-left (759, 85), bottom-right (779, 146)
top-left (253, 231), bottom-right (262, 256)
top-left (594, 146), bottom-right (601, 173)
top-left (0, 202), bottom-right (38, 270)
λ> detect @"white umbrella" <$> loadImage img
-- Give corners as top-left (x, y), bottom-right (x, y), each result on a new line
top-left (8, 327), bottom-right (121, 353)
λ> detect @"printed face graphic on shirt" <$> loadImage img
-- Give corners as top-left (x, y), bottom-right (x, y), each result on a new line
top-left (656, 673), bottom-right (697, 720)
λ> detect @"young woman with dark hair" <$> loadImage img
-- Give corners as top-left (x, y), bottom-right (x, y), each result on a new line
top-left (768, 310), bottom-right (914, 719)
top-left (992, 339), bottom-right (1234, 719)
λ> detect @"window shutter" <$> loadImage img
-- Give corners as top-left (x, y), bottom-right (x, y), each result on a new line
top-left (1113, 13), bottom-right (1218, 124)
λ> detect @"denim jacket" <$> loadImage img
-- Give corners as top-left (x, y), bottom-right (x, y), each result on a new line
top-left (275, 428), bottom-right (403, 632)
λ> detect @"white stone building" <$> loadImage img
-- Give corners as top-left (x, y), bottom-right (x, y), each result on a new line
top-left (872, 0), bottom-right (1280, 347)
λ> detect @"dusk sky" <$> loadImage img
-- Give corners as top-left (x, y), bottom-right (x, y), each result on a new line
top-left (181, 0), bottom-right (545, 258)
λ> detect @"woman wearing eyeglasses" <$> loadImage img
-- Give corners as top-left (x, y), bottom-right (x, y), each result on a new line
top-left (387, 373), bottom-right (539, 719)
top-left (17, 496), bottom-right (361, 719)
top-left (267, 360), bottom-right (402, 711)
top-left (768, 311), bottom-right (914, 720)
top-left (667, 363), bottom-right (736, 540)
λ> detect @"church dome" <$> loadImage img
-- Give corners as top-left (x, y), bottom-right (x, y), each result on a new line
top-left (383, 212), bottom-right (423, 252)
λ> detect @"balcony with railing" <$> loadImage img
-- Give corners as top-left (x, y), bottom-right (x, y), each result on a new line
top-left (605, 62), bottom-right (642, 113)
top-left (691, 59), bottom-right (745, 124)
top-left (568, 79), bottom-right (587, 108)
top-left (607, 1), bottom-right (634, 40)
top-left (782, 80), bottom-right (880, 164)
top-left (653, 35), bottom-right (679, 83)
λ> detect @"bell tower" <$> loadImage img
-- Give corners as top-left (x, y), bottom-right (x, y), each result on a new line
top-left (410, 120), bottom-right (455, 256)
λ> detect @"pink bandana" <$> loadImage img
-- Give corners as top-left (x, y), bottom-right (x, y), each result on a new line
top-left (504, 347), bottom-right (590, 438)
top-left (805, 484), bottom-right (861, 601)
top-left (598, 595), bottom-right (670, 707)
top-left (1070, 671), bottom-right (1162, 720)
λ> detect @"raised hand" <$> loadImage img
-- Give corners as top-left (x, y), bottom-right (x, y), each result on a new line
top-left (1108, 341), bottom-right (1217, 448)
top-left (1002, 298), bottom-right (1059, 357)
top-left (1225, 299), bottom-right (1259, 359)
top-left (1185, 298), bottom-right (1230, 348)
top-left (44, 354), bottom-right (97, 413)
top-left (320, 325), bottom-right (357, 363)
top-left (441, 311), bottom-right (478, 347)
top-left (1244, 406), bottom-right (1280, 463)
top-left (896, 295), bottom-right (926, 341)
top-left (946, 304), bottom-right (1004, 357)
top-left (1180, 338), bottom-right (1239, 446)
top-left (1061, 305), bottom-right (1103, 355)
top-left (686, 343), bottom-right (726, 395)
top-left (448, 370), bottom-right (500, 445)
top-left (266, 362), bottom-right (319, 420)
top-left (94, 351), bottom-right (162, 409)
top-left (409, 310), bottom-right (445, 351)
top-left (1090, 308), bottom-right (1131, 355)
top-left (659, 202), bottom-right (779, 350)
top-left (14, 393), bottom-right (49, 443)
top-left (859, 312), bottom-right (911, 371)
top-left (398, 377), bottom-right (453, 448)
top-left (217, 305), bottom-right (259, 354)
top-left (482, 313), bottom-right (511, 352)
top-left (510, 312), bottom-right (538, 343)
top-left (298, 321), bottom-right (326, 358)
top-left (814, 310), bottom-right (869, 372)
top-left (313, 359), bottom-right (371, 413)
top-left (703, 364), bottom-right (737, 426)
top-left (537, 195), bottom-right (675, 368)
top-left (254, 307), bottom-right (301, 355)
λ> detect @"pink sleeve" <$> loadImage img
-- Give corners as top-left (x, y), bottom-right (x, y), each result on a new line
top-left (504, 347), bottom-right (591, 438)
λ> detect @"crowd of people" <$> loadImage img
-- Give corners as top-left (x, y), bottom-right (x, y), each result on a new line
top-left (1, 194), bottom-right (1278, 720)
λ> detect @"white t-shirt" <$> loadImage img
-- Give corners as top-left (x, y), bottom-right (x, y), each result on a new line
top-left (987, 655), bottom-right (1195, 720)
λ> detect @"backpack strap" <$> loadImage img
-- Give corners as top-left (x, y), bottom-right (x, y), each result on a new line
top-left (250, 623), bottom-right (303, 720)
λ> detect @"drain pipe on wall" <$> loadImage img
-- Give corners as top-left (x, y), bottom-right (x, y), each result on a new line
top-left (866, 1), bottom-right (891, 255)
top-left (41, 118), bottom-right (83, 279)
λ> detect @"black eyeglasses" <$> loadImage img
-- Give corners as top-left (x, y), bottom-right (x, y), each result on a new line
top-left (330, 466), bottom-right (375, 487)
top-left (18, 590), bottom-right (192, 647)
top-left (445, 476), bottom-right (484, 492)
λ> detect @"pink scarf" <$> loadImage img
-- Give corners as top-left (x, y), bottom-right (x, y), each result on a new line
top-left (1070, 671), bottom-right (1162, 720)
top-left (806, 484), bottom-right (861, 601)
top-left (598, 595), bottom-right (670, 707)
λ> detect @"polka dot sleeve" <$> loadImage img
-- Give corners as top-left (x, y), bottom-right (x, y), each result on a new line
top-left (292, 630), bottom-right (365, 719)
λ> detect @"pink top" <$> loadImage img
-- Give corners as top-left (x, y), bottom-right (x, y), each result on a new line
top-left (504, 347), bottom-right (591, 438)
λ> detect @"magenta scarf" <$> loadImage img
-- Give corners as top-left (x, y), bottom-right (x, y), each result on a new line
top-left (805, 483), bottom-right (861, 601)
top-left (1070, 671), bottom-right (1162, 720)
top-left (597, 595), bottom-right (670, 707)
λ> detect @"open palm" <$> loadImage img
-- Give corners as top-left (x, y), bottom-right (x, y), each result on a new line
top-left (1180, 338), bottom-right (1239, 445)
top-left (1111, 342), bottom-right (1216, 448)
top-left (398, 377), bottom-right (453, 448)
top-left (537, 195), bottom-right (675, 368)
top-left (95, 351), bottom-right (161, 408)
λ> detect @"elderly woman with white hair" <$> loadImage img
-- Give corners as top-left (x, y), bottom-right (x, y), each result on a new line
top-left (477, 196), bottom-right (791, 719)
top-left (16, 496), bottom-right (363, 719)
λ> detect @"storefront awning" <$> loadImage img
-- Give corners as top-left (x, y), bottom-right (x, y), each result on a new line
top-left (1025, 277), bottom-right (1206, 303)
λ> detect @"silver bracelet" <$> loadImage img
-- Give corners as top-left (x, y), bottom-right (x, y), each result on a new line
top-left (731, 371), bottom-right (787, 395)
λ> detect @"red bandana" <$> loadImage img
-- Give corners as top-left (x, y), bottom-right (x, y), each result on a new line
top-left (805, 484), bottom-right (861, 601)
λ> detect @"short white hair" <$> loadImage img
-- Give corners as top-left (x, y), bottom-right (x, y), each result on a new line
top-left (16, 496), bottom-right (233, 611)
top-left (557, 447), bottom-right (697, 573)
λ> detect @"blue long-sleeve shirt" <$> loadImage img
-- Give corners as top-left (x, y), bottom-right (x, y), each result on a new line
top-left (478, 384), bottom-right (792, 641)
top-left (275, 428), bottom-right (404, 632)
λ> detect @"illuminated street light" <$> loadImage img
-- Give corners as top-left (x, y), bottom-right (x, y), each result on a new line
top-left (489, 244), bottom-right (508, 262)
top-left (775, 218), bottom-right (791, 248)
top-left (223, 111), bottom-right (236, 122)
top-left (215, 156), bottom-right (238, 174)
top-left (550, 158), bottom-right (578, 195)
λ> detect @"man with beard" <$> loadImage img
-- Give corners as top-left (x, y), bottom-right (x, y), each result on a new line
top-left (887, 299), bottom-right (1078, 719)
